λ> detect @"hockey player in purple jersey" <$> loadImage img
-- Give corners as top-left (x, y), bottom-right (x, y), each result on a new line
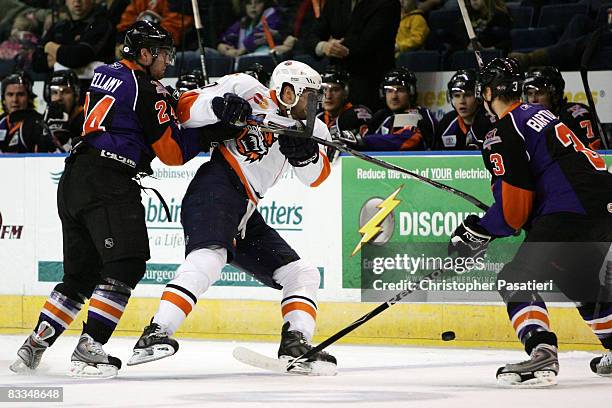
top-left (523, 66), bottom-right (603, 150)
top-left (434, 69), bottom-right (493, 150)
top-left (8, 21), bottom-right (222, 378)
top-left (448, 58), bottom-right (612, 387)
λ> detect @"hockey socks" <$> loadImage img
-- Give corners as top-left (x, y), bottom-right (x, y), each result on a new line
top-left (38, 289), bottom-right (84, 346)
top-left (578, 303), bottom-right (612, 349)
top-left (508, 301), bottom-right (553, 349)
top-left (154, 284), bottom-right (198, 335)
top-left (281, 295), bottom-right (317, 341)
top-left (84, 278), bottom-right (130, 344)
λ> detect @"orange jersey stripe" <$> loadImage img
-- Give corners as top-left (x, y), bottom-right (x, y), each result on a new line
top-left (501, 181), bottom-right (534, 230)
top-left (512, 310), bottom-right (549, 331)
top-left (151, 127), bottom-right (184, 166)
top-left (591, 319), bottom-right (612, 331)
top-left (161, 291), bottom-right (193, 316)
top-left (499, 101), bottom-right (522, 119)
top-left (219, 145), bottom-right (258, 202)
top-left (310, 152), bottom-right (331, 187)
top-left (399, 130), bottom-right (423, 150)
top-left (177, 90), bottom-right (199, 123)
top-left (281, 302), bottom-right (317, 320)
top-left (89, 298), bottom-right (123, 319)
top-left (43, 301), bottom-right (74, 326)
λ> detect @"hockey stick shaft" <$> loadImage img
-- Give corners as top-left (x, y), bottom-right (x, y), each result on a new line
top-left (287, 268), bottom-right (447, 371)
top-left (579, 28), bottom-right (609, 150)
top-left (190, 0), bottom-right (209, 84)
top-left (457, 0), bottom-right (484, 69)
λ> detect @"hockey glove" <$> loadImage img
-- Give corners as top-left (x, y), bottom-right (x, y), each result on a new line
top-left (211, 93), bottom-right (252, 128)
top-left (44, 102), bottom-right (71, 146)
top-left (164, 85), bottom-right (181, 109)
top-left (448, 215), bottom-right (492, 259)
top-left (278, 134), bottom-right (319, 167)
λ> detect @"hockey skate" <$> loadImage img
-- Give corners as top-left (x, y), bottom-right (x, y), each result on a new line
top-left (278, 322), bottom-right (337, 376)
top-left (9, 321), bottom-right (54, 373)
top-left (68, 333), bottom-right (122, 378)
top-left (590, 350), bottom-right (612, 377)
top-left (127, 321), bottom-right (178, 366)
top-left (496, 343), bottom-right (559, 387)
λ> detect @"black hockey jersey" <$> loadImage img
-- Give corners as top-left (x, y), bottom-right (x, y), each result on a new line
top-left (557, 102), bottom-right (601, 150)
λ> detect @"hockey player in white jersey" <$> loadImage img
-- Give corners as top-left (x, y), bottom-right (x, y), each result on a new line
top-left (128, 60), bottom-right (336, 375)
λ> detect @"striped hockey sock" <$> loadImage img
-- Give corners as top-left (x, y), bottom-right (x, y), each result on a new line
top-left (85, 280), bottom-right (129, 344)
top-left (37, 290), bottom-right (83, 346)
top-left (153, 284), bottom-right (198, 336)
top-left (578, 303), bottom-right (612, 349)
top-left (509, 301), bottom-right (551, 344)
top-left (281, 295), bottom-right (317, 341)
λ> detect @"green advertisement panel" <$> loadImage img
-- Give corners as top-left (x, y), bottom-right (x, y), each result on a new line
top-left (341, 153), bottom-right (612, 289)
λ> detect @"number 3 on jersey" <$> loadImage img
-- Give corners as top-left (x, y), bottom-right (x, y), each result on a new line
top-left (554, 123), bottom-right (606, 170)
top-left (83, 92), bottom-right (115, 134)
top-left (490, 153), bottom-right (505, 176)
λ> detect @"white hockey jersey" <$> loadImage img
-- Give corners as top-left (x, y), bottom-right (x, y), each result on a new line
top-left (177, 73), bottom-right (331, 203)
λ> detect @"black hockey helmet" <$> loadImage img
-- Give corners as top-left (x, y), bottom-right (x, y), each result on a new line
top-left (477, 57), bottom-right (523, 100)
top-left (321, 66), bottom-right (350, 93)
top-left (175, 70), bottom-right (205, 93)
top-left (1, 71), bottom-right (35, 100)
top-left (447, 69), bottom-right (477, 101)
top-left (380, 67), bottom-right (417, 103)
top-left (241, 62), bottom-right (271, 87)
top-left (523, 66), bottom-right (565, 108)
top-left (44, 69), bottom-right (80, 103)
top-left (121, 21), bottom-right (175, 64)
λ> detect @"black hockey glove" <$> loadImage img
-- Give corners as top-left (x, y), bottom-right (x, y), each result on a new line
top-left (44, 102), bottom-right (71, 146)
top-left (211, 93), bottom-right (252, 128)
top-left (164, 85), bottom-right (180, 109)
top-left (448, 215), bottom-right (492, 259)
top-left (278, 134), bottom-right (319, 167)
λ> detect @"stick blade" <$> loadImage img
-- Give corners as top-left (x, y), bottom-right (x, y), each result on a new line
top-left (233, 347), bottom-right (289, 373)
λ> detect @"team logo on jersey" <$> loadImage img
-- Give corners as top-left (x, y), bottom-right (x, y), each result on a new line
top-left (252, 92), bottom-right (269, 109)
top-left (352, 186), bottom-right (403, 256)
top-left (235, 125), bottom-right (275, 162)
top-left (483, 128), bottom-right (501, 150)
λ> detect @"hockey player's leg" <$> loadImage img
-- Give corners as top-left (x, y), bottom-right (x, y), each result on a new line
top-left (10, 283), bottom-right (85, 373)
top-left (496, 299), bottom-right (559, 387)
top-left (128, 247), bottom-right (226, 366)
top-left (273, 260), bottom-right (337, 376)
top-left (69, 256), bottom-right (147, 378)
top-left (578, 302), bottom-right (612, 377)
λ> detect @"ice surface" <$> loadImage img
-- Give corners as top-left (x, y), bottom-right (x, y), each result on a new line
top-left (0, 335), bottom-right (609, 407)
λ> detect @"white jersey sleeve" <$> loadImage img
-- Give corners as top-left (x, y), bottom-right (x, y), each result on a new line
top-left (292, 118), bottom-right (332, 188)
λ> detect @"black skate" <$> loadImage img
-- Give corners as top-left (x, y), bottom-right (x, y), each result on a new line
top-left (127, 321), bottom-right (178, 366)
top-left (277, 322), bottom-right (337, 376)
top-left (9, 321), bottom-right (54, 373)
top-left (69, 333), bottom-right (122, 378)
top-left (497, 343), bottom-right (559, 387)
top-left (590, 350), bottom-right (612, 377)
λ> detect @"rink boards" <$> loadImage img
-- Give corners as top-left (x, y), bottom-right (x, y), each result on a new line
top-left (0, 152), bottom-right (610, 350)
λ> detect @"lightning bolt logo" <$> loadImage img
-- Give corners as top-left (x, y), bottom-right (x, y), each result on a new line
top-left (351, 185), bottom-right (403, 256)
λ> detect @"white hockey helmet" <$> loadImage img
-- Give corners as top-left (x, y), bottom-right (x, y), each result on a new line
top-left (270, 60), bottom-right (322, 109)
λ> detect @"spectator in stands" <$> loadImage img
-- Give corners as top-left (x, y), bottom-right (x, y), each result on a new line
top-left (450, 0), bottom-right (512, 54)
top-left (434, 69), bottom-right (488, 150)
top-left (395, 0), bottom-right (430, 56)
top-left (217, 0), bottom-right (283, 58)
top-left (0, 11), bottom-right (41, 71)
top-left (523, 66), bottom-right (604, 150)
top-left (0, 0), bottom-right (48, 43)
top-left (116, 0), bottom-right (193, 45)
top-left (358, 67), bottom-right (437, 151)
top-left (42, 69), bottom-right (83, 152)
top-left (303, 0), bottom-right (400, 111)
top-left (32, 0), bottom-right (115, 84)
top-left (316, 66), bottom-right (372, 160)
top-left (510, 12), bottom-right (612, 71)
top-left (0, 71), bottom-right (53, 152)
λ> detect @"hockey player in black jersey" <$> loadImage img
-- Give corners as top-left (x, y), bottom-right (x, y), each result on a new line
top-left (448, 58), bottom-right (612, 387)
top-left (523, 66), bottom-right (603, 150)
top-left (434, 69), bottom-right (493, 150)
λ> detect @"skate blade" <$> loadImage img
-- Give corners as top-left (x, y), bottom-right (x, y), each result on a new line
top-left (280, 356), bottom-right (337, 376)
top-left (9, 358), bottom-right (35, 374)
top-left (497, 370), bottom-right (557, 388)
top-left (68, 361), bottom-right (118, 379)
top-left (127, 345), bottom-right (176, 366)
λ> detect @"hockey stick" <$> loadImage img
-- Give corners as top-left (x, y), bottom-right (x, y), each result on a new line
top-left (579, 27), bottom-right (610, 150)
top-left (261, 15), bottom-right (279, 66)
top-left (457, 0), bottom-right (484, 69)
top-left (190, 0), bottom-right (210, 84)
